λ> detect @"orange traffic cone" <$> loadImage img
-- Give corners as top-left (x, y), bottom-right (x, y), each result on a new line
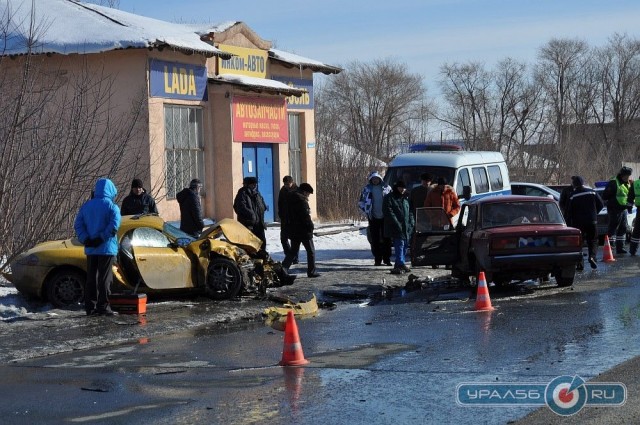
top-left (279, 311), bottom-right (310, 366)
top-left (474, 271), bottom-right (494, 311)
top-left (602, 235), bottom-right (616, 263)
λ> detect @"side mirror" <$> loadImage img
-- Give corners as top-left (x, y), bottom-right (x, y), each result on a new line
top-left (462, 186), bottom-right (472, 201)
top-left (175, 237), bottom-right (191, 248)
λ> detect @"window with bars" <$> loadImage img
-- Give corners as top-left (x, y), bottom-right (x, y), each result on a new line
top-left (288, 113), bottom-right (302, 183)
top-left (165, 105), bottom-right (204, 199)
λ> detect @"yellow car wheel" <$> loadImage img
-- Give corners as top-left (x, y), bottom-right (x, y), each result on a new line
top-left (205, 258), bottom-right (242, 300)
top-left (46, 270), bottom-right (85, 309)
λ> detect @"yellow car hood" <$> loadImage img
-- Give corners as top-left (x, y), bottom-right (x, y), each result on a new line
top-left (204, 218), bottom-right (263, 253)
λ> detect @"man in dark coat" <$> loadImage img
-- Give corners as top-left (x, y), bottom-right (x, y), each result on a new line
top-left (409, 172), bottom-right (433, 217)
top-left (121, 178), bottom-right (158, 216)
top-left (282, 183), bottom-right (320, 278)
top-left (383, 180), bottom-right (415, 274)
top-left (278, 175), bottom-right (297, 263)
top-left (602, 166), bottom-right (633, 254)
top-left (176, 178), bottom-right (204, 237)
top-left (566, 175), bottom-right (604, 270)
top-left (234, 176), bottom-right (268, 250)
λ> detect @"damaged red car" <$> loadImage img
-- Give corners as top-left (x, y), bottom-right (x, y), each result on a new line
top-left (412, 196), bottom-right (583, 287)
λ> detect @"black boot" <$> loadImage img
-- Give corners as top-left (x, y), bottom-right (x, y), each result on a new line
top-left (616, 240), bottom-right (628, 254)
top-left (630, 242), bottom-right (638, 256)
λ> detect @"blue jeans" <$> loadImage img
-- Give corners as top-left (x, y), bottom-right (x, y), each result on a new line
top-left (393, 238), bottom-right (408, 268)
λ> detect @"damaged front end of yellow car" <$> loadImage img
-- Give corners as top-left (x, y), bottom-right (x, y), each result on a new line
top-left (194, 219), bottom-right (295, 299)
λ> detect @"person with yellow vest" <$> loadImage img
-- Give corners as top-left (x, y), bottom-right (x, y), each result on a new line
top-left (627, 176), bottom-right (640, 256)
top-left (602, 166), bottom-right (633, 254)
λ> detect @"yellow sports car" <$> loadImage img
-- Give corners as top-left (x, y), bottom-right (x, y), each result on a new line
top-left (4, 214), bottom-right (293, 308)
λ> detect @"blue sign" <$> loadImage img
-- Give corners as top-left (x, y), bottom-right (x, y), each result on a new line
top-left (149, 59), bottom-right (208, 101)
top-left (271, 75), bottom-right (313, 109)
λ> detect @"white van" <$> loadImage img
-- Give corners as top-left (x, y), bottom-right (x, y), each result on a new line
top-left (383, 151), bottom-right (511, 201)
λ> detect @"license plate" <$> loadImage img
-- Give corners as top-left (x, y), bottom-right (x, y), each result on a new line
top-left (518, 237), bottom-right (553, 247)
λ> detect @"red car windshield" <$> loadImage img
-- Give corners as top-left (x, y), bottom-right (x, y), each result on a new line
top-left (481, 201), bottom-right (565, 229)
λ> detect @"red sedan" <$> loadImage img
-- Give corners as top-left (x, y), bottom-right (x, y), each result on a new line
top-left (412, 196), bottom-right (583, 287)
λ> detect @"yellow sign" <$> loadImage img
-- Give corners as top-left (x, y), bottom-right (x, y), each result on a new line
top-left (217, 44), bottom-right (268, 79)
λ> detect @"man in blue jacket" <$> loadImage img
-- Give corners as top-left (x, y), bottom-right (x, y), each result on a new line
top-left (74, 178), bottom-right (121, 316)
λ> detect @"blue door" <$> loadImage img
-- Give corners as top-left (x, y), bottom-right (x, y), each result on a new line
top-left (242, 143), bottom-right (275, 222)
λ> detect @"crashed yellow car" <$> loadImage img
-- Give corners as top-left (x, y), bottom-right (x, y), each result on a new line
top-left (4, 215), bottom-right (294, 308)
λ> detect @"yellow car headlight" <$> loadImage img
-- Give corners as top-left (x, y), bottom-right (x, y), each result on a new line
top-left (16, 254), bottom-right (39, 266)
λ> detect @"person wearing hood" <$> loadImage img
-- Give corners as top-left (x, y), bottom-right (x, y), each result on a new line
top-left (358, 171), bottom-right (392, 266)
top-left (176, 178), bottom-right (205, 238)
top-left (383, 180), bottom-right (414, 274)
top-left (234, 176), bottom-right (268, 250)
top-left (566, 175), bottom-right (604, 270)
top-left (424, 177), bottom-right (461, 225)
top-left (73, 178), bottom-right (121, 316)
top-left (602, 166), bottom-right (633, 254)
top-left (121, 178), bottom-right (158, 216)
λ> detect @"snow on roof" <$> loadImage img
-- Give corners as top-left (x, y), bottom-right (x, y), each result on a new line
top-left (2, 0), bottom-right (228, 57)
top-left (210, 74), bottom-right (306, 96)
top-left (269, 48), bottom-right (342, 75)
top-left (185, 21), bottom-right (240, 37)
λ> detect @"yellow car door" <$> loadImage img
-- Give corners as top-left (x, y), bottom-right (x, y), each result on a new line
top-left (124, 227), bottom-right (194, 289)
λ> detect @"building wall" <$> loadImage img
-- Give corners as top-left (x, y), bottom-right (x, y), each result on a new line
top-left (268, 64), bottom-right (318, 218)
top-left (6, 33), bottom-right (323, 225)
top-left (146, 51), bottom-right (210, 221)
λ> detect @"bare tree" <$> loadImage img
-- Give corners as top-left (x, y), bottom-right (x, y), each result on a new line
top-left (318, 58), bottom-right (427, 162)
top-left (0, 4), bottom-right (147, 272)
top-left (314, 59), bottom-right (428, 220)
top-left (436, 61), bottom-right (498, 151)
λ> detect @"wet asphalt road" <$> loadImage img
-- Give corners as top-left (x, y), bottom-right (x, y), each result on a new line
top-left (1, 256), bottom-right (640, 424)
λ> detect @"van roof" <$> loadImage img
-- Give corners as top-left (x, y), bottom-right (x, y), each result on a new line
top-left (388, 151), bottom-right (506, 168)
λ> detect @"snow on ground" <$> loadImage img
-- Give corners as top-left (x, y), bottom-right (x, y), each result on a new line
top-left (0, 223), bottom-right (371, 321)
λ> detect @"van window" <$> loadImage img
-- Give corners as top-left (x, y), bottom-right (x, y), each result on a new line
top-left (472, 167), bottom-right (490, 194)
top-left (456, 168), bottom-right (471, 197)
top-left (384, 167), bottom-right (455, 190)
top-left (487, 165), bottom-right (504, 190)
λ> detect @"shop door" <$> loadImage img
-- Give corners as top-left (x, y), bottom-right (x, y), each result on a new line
top-left (242, 143), bottom-right (275, 222)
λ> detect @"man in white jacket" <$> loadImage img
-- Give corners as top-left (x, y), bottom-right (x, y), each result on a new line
top-left (358, 171), bottom-right (392, 266)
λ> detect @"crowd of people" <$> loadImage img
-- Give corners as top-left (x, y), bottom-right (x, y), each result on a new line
top-left (356, 165), bottom-right (640, 275)
top-left (358, 171), bottom-right (460, 274)
top-left (561, 166), bottom-right (640, 269)
top-left (73, 174), bottom-right (320, 318)
top-left (73, 165), bottom-right (640, 316)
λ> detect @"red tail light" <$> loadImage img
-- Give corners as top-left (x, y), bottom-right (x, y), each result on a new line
top-left (557, 235), bottom-right (581, 247)
top-left (491, 237), bottom-right (518, 250)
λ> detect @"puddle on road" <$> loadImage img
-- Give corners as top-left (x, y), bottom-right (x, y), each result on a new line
top-left (307, 343), bottom-right (415, 369)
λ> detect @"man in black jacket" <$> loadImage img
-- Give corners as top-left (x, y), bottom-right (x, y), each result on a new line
top-left (566, 176), bottom-right (604, 269)
top-left (282, 183), bottom-right (320, 278)
top-left (234, 176), bottom-right (268, 250)
top-left (176, 178), bottom-right (204, 237)
top-left (121, 179), bottom-right (158, 216)
top-left (278, 175), bottom-right (297, 263)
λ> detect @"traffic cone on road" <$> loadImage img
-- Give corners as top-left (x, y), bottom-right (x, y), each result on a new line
top-left (474, 271), bottom-right (494, 311)
top-left (603, 235), bottom-right (616, 263)
top-left (279, 311), bottom-right (310, 366)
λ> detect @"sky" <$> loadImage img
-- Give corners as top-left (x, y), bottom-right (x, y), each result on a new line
top-left (116, 0), bottom-right (640, 91)
top-left (0, 225), bottom-right (370, 321)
